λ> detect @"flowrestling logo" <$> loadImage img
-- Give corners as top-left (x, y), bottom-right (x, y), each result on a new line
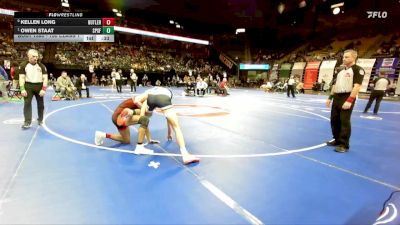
top-left (367, 11), bottom-right (388, 18)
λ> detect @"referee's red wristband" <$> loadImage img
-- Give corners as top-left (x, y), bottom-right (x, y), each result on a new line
top-left (346, 96), bottom-right (355, 103)
top-left (41, 86), bottom-right (47, 91)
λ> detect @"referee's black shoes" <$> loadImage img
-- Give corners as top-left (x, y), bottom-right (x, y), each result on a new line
top-left (326, 140), bottom-right (339, 146)
top-left (335, 145), bottom-right (349, 153)
top-left (21, 122), bottom-right (31, 129)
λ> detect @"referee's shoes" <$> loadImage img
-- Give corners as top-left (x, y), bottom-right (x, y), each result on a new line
top-left (21, 122), bottom-right (31, 129)
top-left (326, 140), bottom-right (349, 153)
top-left (335, 145), bottom-right (349, 153)
top-left (21, 120), bottom-right (43, 129)
top-left (326, 140), bottom-right (339, 146)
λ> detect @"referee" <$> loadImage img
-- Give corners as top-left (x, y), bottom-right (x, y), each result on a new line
top-left (19, 49), bottom-right (48, 129)
top-left (325, 49), bottom-right (364, 153)
top-left (363, 70), bottom-right (390, 115)
top-left (286, 76), bottom-right (296, 98)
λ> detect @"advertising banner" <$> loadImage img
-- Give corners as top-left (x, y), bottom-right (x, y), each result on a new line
top-left (318, 60), bottom-right (337, 90)
top-left (375, 58), bottom-right (399, 84)
top-left (279, 63), bottom-right (292, 79)
top-left (303, 61), bottom-right (321, 89)
top-left (290, 62), bottom-right (306, 80)
top-left (270, 64), bottom-right (279, 81)
top-left (239, 64), bottom-right (270, 70)
top-left (220, 53), bottom-right (236, 69)
top-left (356, 58), bottom-right (377, 92)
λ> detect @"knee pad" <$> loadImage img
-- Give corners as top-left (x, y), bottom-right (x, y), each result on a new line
top-left (138, 116), bottom-right (149, 128)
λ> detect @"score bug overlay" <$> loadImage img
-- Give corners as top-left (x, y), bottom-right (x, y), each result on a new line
top-left (14, 12), bottom-right (115, 43)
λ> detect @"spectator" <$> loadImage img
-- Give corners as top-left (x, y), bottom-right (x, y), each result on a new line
top-left (0, 65), bottom-right (8, 101)
top-left (56, 71), bottom-right (76, 99)
top-left (76, 74), bottom-right (90, 98)
top-left (296, 82), bottom-right (305, 94)
top-left (260, 81), bottom-right (273, 92)
top-left (171, 75), bottom-right (177, 86)
top-left (10, 62), bottom-right (19, 89)
top-left (387, 82), bottom-right (397, 96)
top-left (217, 78), bottom-right (229, 96)
top-left (100, 75), bottom-right (107, 86)
top-left (48, 73), bottom-right (56, 87)
top-left (111, 68), bottom-right (118, 91)
top-left (142, 74), bottom-right (148, 86)
top-left (91, 73), bottom-right (98, 85)
top-left (196, 78), bottom-right (208, 96)
top-left (130, 69), bottom-right (137, 92)
top-left (116, 69), bottom-right (123, 93)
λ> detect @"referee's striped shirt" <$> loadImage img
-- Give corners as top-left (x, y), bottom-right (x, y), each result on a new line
top-left (332, 64), bottom-right (364, 93)
top-left (18, 61), bottom-right (47, 83)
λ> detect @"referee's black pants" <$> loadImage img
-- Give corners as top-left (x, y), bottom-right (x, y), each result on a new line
top-left (24, 82), bottom-right (44, 123)
top-left (116, 80), bottom-right (122, 93)
top-left (330, 93), bottom-right (355, 149)
top-left (287, 85), bottom-right (295, 97)
top-left (364, 90), bottom-right (384, 114)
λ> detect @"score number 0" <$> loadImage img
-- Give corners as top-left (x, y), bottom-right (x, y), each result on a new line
top-left (102, 18), bottom-right (115, 26)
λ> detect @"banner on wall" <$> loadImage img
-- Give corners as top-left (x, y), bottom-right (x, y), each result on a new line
top-left (247, 71), bottom-right (268, 80)
top-left (247, 71), bottom-right (257, 80)
top-left (270, 64), bottom-right (279, 81)
top-left (220, 53), bottom-right (236, 69)
top-left (279, 63), bottom-right (292, 78)
top-left (290, 62), bottom-right (306, 81)
top-left (375, 58), bottom-right (399, 84)
top-left (356, 58), bottom-right (376, 92)
top-left (239, 64), bottom-right (270, 70)
top-left (303, 61), bottom-right (321, 89)
top-left (318, 60), bottom-right (337, 90)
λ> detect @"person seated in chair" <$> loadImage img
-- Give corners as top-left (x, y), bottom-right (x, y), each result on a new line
top-left (260, 81), bottom-right (273, 92)
top-left (184, 81), bottom-right (196, 96)
top-left (75, 74), bottom-right (90, 98)
top-left (100, 75), bottom-right (107, 87)
top-left (0, 65), bottom-right (9, 101)
top-left (56, 71), bottom-right (77, 99)
top-left (216, 78), bottom-right (229, 96)
top-left (196, 78), bottom-right (208, 96)
top-left (48, 73), bottom-right (55, 88)
top-left (386, 82), bottom-right (397, 96)
top-left (296, 82), bottom-right (305, 94)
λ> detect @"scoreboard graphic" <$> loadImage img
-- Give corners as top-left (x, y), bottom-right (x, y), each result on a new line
top-left (14, 12), bottom-right (115, 42)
